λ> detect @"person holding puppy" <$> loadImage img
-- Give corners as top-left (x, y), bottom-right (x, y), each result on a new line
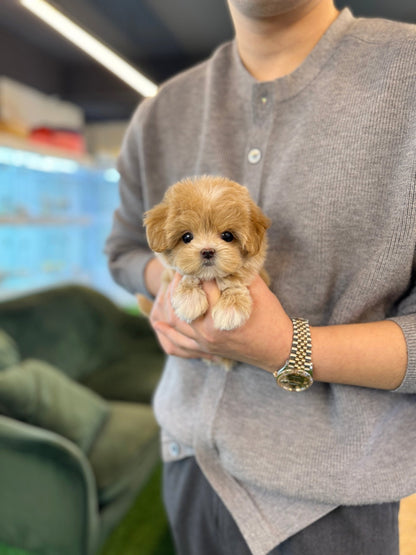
top-left (105, 0), bottom-right (416, 553)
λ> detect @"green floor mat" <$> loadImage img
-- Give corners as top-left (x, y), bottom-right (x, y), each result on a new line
top-left (99, 463), bottom-right (175, 555)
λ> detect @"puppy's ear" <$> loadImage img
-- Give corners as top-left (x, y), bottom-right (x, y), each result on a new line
top-left (242, 203), bottom-right (271, 256)
top-left (143, 203), bottom-right (170, 252)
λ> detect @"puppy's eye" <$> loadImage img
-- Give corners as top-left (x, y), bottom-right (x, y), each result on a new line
top-left (221, 231), bottom-right (234, 242)
top-left (182, 232), bottom-right (193, 244)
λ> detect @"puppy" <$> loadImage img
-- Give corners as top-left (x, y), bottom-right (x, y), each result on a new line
top-left (140, 176), bottom-right (270, 338)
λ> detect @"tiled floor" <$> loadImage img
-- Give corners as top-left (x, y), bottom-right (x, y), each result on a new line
top-left (399, 493), bottom-right (416, 555)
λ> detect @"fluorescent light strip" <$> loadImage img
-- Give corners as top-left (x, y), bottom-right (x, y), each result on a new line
top-left (20, 0), bottom-right (158, 97)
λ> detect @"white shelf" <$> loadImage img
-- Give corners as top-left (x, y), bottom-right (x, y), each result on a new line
top-left (0, 132), bottom-right (92, 165)
top-left (0, 215), bottom-right (91, 226)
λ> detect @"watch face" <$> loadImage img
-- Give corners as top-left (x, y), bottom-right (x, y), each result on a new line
top-left (276, 369), bottom-right (313, 392)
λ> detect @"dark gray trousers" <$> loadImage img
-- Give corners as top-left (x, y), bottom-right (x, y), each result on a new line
top-left (163, 457), bottom-right (400, 555)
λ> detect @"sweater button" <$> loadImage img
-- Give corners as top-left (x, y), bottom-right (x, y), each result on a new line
top-left (169, 442), bottom-right (180, 457)
top-left (248, 148), bottom-right (262, 164)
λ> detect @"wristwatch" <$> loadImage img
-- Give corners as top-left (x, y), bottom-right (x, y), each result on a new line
top-left (273, 318), bottom-right (313, 392)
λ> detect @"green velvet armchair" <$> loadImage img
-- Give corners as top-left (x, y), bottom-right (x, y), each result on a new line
top-left (0, 285), bottom-right (165, 555)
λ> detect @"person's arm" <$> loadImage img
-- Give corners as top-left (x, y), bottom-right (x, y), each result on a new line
top-left (310, 321), bottom-right (406, 390)
top-left (105, 106), bottom-right (155, 297)
top-left (152, 275), bottom-right (409, 391)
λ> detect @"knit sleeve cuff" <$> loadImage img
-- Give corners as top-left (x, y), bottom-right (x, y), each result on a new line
top-left (388, 315), bottom-right (416, 394)
top-left (108, 249), bottom-right (155, 298)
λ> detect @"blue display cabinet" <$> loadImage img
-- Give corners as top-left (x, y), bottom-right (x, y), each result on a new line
top-left (0, 143), bottom-right (133, 305)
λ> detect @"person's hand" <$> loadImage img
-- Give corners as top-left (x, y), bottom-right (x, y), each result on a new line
top-left (149, 273), bottom-right (217, 362)
top-left (151, 273), bottom-right (293, 373)
top-left (143, 257), bottom-right (164, 297)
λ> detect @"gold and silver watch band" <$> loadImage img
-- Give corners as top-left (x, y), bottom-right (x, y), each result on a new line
top-left (273, 318), bottom-right (313, 392)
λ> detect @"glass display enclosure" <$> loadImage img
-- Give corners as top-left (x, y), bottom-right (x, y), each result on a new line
top-left (0, 142), bottom-right (132, 305)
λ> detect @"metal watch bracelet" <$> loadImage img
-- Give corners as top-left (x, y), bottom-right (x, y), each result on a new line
top-left (273, 318), bottom-right (313, 392)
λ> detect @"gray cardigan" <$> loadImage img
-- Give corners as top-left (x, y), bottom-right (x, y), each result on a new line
top-left (106, 9), bottom-right (416, 554)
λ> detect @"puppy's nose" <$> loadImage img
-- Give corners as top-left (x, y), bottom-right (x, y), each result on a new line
top-left (201, 248), bottom-right (215, 260)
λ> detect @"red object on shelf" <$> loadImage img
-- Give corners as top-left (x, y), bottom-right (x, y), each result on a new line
top-left (29, 127), bottom-right (86, 153)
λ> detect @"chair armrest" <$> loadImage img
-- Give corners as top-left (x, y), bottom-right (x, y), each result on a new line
top-left (0, 415), bottom-right (100, 555)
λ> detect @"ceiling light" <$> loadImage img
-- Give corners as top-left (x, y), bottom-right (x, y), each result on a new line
top-left (20, 0), bottom-right (158, 98)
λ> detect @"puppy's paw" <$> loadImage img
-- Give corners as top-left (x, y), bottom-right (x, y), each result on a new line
top-left (136, 294), bottom-right (153, 317)
top-left (212, 287), bottom-right (252, 331)
top-left (204, 357), bottom-right (235, 371)
top-left (171, 281), bottom-right (209, 323)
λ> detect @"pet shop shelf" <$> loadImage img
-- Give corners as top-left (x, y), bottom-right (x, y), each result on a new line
top-left (0, 139), bottom-right (131, 305)
top-left (0, 77), bottom-right (84, 140)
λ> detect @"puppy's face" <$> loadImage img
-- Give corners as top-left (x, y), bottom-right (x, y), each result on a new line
top-left (144, 176), bottom-right (270, 280)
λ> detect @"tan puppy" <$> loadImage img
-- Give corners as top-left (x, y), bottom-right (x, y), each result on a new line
top-left (141, 176), bottom-right (270, 335)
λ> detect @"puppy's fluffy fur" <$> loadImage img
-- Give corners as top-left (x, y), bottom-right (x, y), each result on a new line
top-left (141, 176), bottom-right (270, 336)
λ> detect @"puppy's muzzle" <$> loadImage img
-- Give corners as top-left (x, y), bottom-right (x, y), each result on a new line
top-left (201, 248), bottom-right (215, 260)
